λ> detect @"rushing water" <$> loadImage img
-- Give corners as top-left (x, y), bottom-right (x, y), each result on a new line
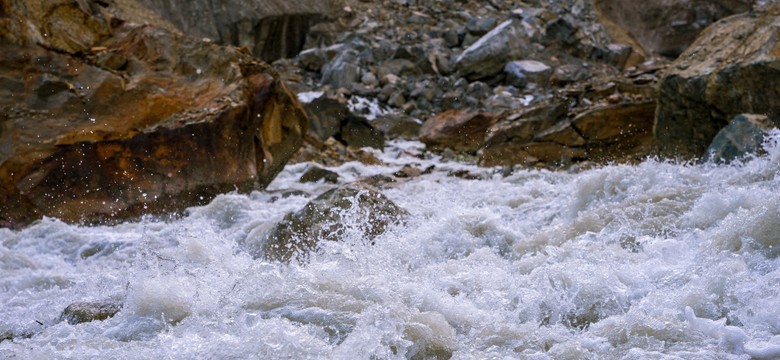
top-left (3, 133), bottom-right (780, 359)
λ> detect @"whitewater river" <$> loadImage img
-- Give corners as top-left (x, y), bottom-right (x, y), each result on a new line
top-left (3, 134), bottom-right (780, 359)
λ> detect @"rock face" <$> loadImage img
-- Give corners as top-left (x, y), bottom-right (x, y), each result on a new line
top-left (595, 0), bottom-right (751, 58)
top-left (261, 183), bottom-right (408, 262)
top-left (132, 0), bottom-right (332, 62)
top-left (481, 89), bottom-right (657, 167)
top-left (0, 0), bottom-right (308, 227)
top-left (654, 4), bottom-right (780, 159)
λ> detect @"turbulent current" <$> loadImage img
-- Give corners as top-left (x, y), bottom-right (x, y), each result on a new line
top-left (4, 134), bottom-right (780, 359)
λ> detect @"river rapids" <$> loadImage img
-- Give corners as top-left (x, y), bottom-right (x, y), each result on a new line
top-left (3, 133), bottom-right (780, 359)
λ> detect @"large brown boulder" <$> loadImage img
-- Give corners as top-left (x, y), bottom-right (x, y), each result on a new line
top-left (654, 4), bottom-right (780, 159)
top-left (0, 0), bottom-right (308, 228)
top-left (480, 99), bottom-right (656, 167)
top-left (132, 0), bottom-right (331, 62)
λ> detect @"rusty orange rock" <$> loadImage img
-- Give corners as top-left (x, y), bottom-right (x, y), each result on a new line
top-left (0, 0), bottom-right (308, 228)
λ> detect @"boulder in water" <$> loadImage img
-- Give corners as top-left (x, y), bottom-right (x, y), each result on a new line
top-left (703, 114), bottom-right (771, 164)
top-left (261, 183), bottom-right (408, 262)
top-left (655, 4), bottom-right (780, 159)
top-left (61, 301), bottom-right (122, 325)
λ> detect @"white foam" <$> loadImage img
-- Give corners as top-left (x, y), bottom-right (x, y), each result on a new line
top-left (2, 139), bottom-right (780, 358)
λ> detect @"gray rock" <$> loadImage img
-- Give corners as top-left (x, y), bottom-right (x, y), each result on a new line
top-left (321, 49), bottom-right (361, 89)
top-left (61, 301), bottom-right (122, 325)
top-left (504, 60), bottom-right (552, 88)
top-left (466, 81), bottom-right (492, 100)
top-left (455, 19), bottom-right (531, 80)
top-left (262, 183), bottom-right (408, 262)
top-left (466, 16), bottom-right (498, 35)
top-left (703, 114), bottom-right (771, 164)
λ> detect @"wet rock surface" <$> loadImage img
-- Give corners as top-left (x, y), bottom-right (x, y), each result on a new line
top-left (703, 114), bottom-right (772, 164)
top-left (61, 301), bottom-right (123, 325)
top-left (0, 0), bottom-right (308, 227)
top-left (655, 3), bottom-right (780, 159)
top-left (260, 183), bottom-right (409, 262)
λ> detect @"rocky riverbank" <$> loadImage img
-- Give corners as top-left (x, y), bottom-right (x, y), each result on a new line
top-left (2, 0), bottom-right (779, 227)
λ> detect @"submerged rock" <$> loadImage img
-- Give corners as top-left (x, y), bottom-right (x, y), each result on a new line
top-left (0, 0), bottom-right (308, 228)
top-left (655, 4), bottom-right (780, 159)
top-left (261, 183), bottom-right (408, 262)
top-left (299, 165), bottom-right (339, 184)
top-left (61, 301), bottom-right (122, 325)
top-left (703, 114), bottom-right (771, 164)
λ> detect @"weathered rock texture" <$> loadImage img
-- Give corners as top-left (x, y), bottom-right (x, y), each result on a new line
top-left (594, 0), bottom-right (751, 58)
top-left (655, 4), bottom-right (780, 159)
top-left (481, 80), bottom-right (658, 167)
top-left (0, 0), bottom-right (308, 227)
top-left (133, 0), bottom-right (331, 62)
top-left (702, 114), bottom-right (771, 164)
top-left (261, 183), bottom-right (408, 262)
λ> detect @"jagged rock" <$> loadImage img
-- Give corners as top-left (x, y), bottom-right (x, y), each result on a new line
top-left (61, 301), bottom-right (122, 325)
top-left (481, 103), bottom-right (583, 166)
top-left (419, 110), bottom-right (499, 153)
top-left (504, 60), bottom-right (553, 88)
top-left (133, 0), bottom-right (332, 62)
top-left (702, 114), bottom-right (771, 164)
top-left (454, 19), bottom-right (531, 80)
top-left (321, 48), bottom-right (362, 90)
top-left (481, 99), bottom-right (655, 167)
top-left (574, 101), bottom-right (657, 161)
top-left (261, 183), bottom-right (408, 262)
top-left (594, 0), bottom-right (751, 58)
top-left (0, 0), bottom-right (308, 228)
top-left (300, 165), bottom-right (339, 183)
top-left (655, 4), bottom-right (780, 159)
